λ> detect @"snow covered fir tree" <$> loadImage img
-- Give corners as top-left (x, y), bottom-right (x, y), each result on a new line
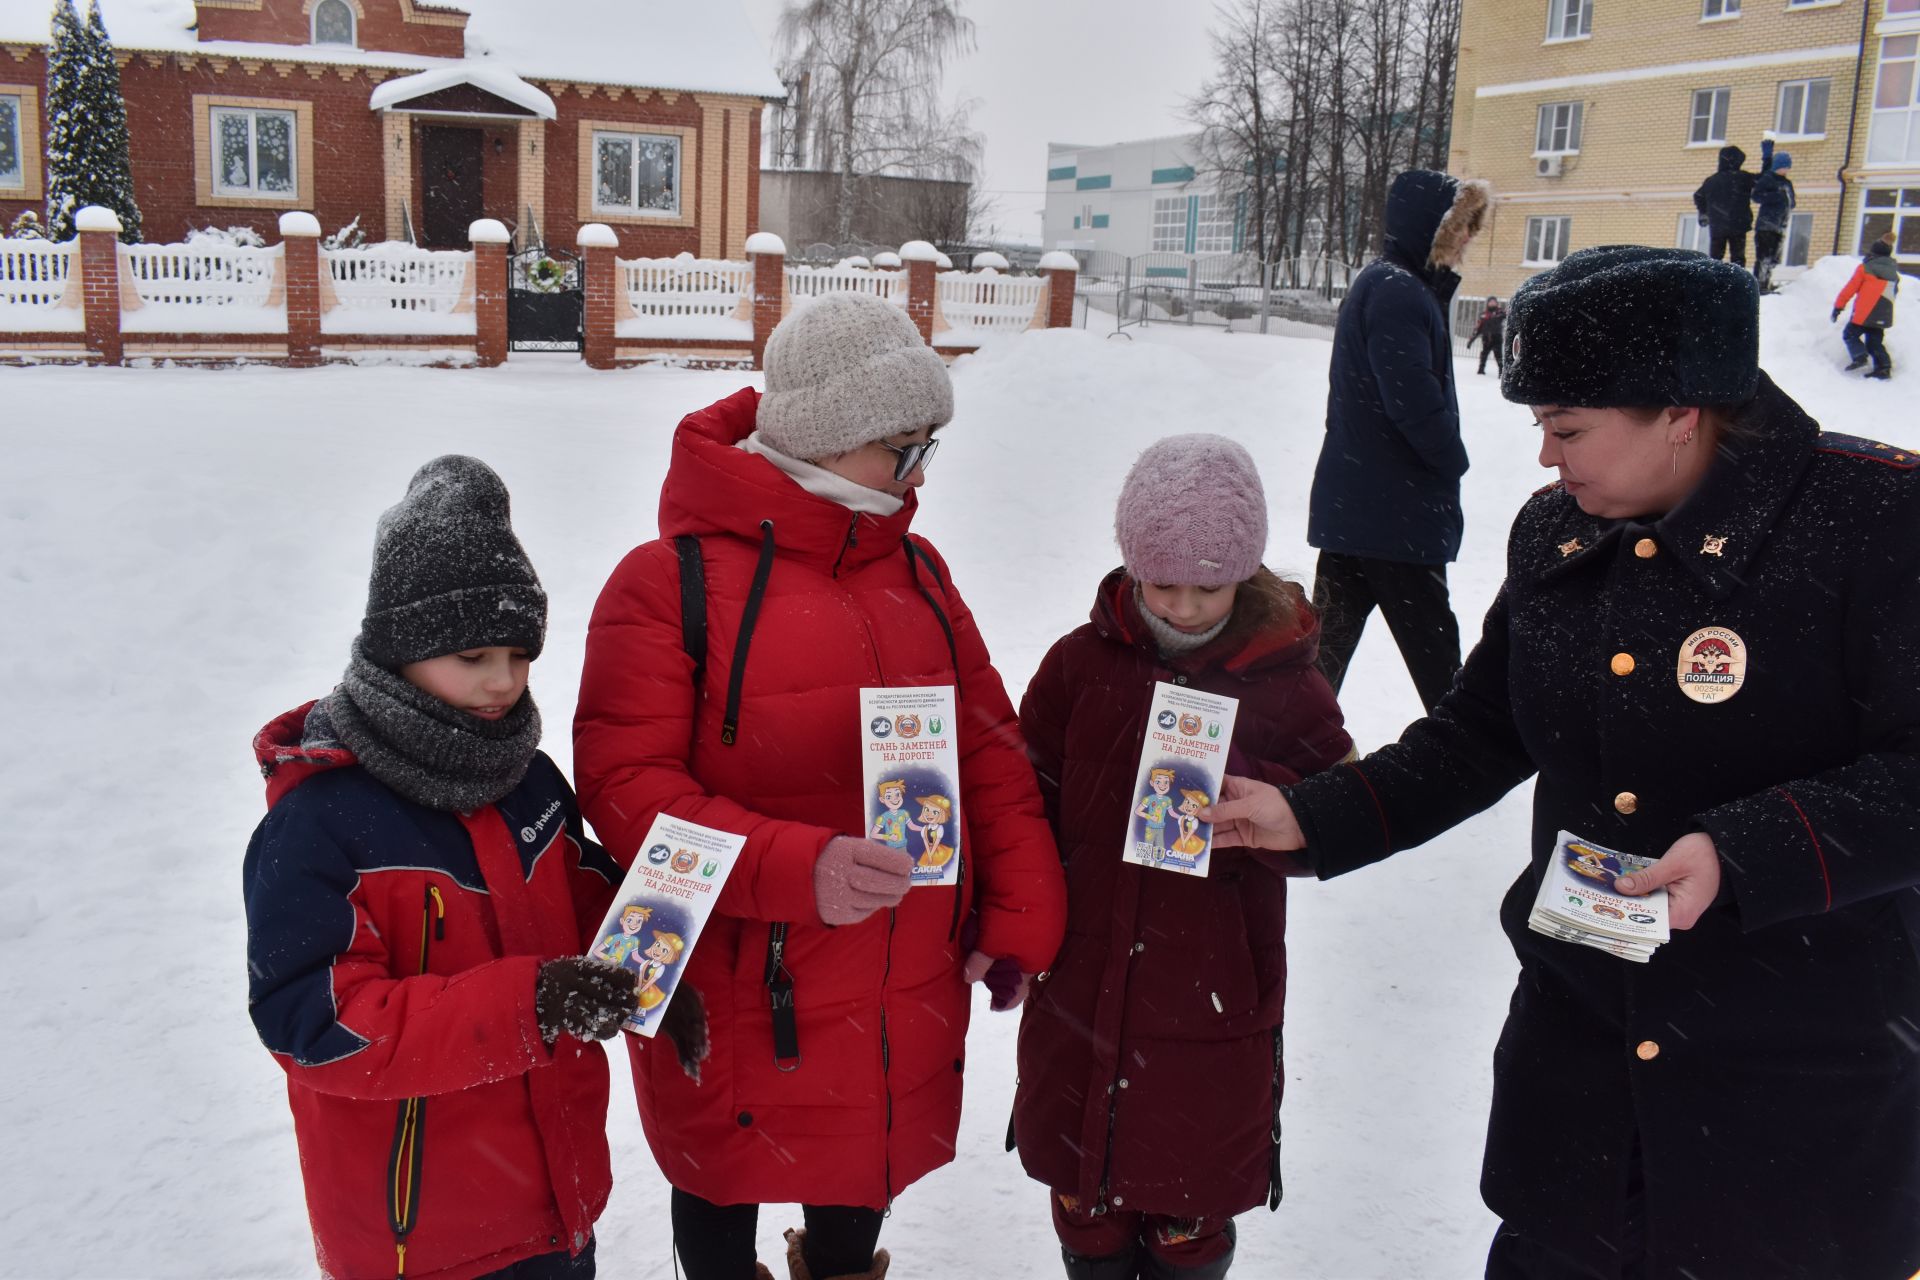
top-left (42, 0), bottom-right (141, 243)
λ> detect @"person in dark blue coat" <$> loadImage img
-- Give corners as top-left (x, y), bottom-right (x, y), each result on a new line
top-left (1210, 246), bottom-right (1920, 1280)
top-left (1308, 167), bottom-right (1489, 712)
top-left (1750, 136), bottom-right (1796, 294)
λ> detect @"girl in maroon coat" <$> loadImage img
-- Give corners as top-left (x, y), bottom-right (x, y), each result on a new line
top-left (1014, 435), bottom-right (1353, 1280)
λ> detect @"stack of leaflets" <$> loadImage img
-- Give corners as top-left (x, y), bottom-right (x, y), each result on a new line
top-left (1528, 830), bottom-right (1670, 963)
top-left (587, 814), bottom-right (745, 1037)
top-left (1121, 681), bottom-right (1241, 878)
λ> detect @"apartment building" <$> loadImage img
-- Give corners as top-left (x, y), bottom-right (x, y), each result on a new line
top-left (1450, 0), bottom-right (1918, 301)
top-left (1043, 134), bottom-right (1248, 257)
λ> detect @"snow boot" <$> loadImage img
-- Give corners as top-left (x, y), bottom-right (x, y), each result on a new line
top-left (1846, 354), bottom-right (1869, 371)
top-left (782, 1228), bottom-right (890, 1280)
top-left (1062, 1245), bottom-right (1140, 1279)
top-left (1866, 367), bottom-right (1892, 380)
top-left (1138, 1220), bottom-right (1236, 1280)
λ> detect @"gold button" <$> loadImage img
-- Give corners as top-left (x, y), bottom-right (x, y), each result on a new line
top-left (1610, 653), bottom-right (1635, 676)
top-left (1634, 538), bottom-right (1657, 559)
top-left (1614, 791), bottom-right (1638, 814)
top-left (1636, 1040), bottom-right (1660, 1061)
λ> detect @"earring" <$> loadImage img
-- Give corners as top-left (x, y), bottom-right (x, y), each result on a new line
top-left (1679, 427), bottom-right (1697, 447)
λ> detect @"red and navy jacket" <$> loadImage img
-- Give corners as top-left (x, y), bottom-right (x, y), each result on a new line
top-left (243, 702), bottom-right (624, 1280)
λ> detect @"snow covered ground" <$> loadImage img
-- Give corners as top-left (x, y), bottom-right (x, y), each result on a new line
top-left (1, 258), bottom-right (1909, 1279)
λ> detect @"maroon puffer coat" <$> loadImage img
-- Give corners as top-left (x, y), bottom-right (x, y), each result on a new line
top-left (1012, 571), bottom-right (1351, 1219)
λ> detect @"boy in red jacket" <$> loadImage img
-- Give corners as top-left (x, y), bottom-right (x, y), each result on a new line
top-left (1014, 435), bottom-right (1353, 1280)
top-left (244, 456), bottom-right (639, 1280)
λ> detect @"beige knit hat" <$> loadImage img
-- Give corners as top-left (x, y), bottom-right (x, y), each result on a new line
top-left (756, 292), bottom-right (955, 461)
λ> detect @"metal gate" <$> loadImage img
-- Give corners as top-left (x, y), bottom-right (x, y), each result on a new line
top-left (507, 246), bottom-right (583, 353)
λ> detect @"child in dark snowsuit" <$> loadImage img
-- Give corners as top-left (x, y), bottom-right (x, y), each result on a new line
top-left (243, 456), bottom-right (642, 1280)
top-left (1013, 435), bottom-right (1353, 1280)
top-left (1468, 296), bottom-right (1507, 374)
top-left (1692, 145), bottom-right (1755, 266)
top-left (1834, 238), bottom-right (1899, 380)
top-left (1751, 136), bottom-right (1796, 293)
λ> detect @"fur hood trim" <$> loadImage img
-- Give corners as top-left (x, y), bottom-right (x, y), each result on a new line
top-left (1429, 179), bottom-right (1490, 270)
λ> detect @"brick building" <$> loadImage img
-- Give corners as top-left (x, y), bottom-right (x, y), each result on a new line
top-left (1449, 0), bottom-right (1920, 301)
top-left (0, 0), bottom-right (783, 254)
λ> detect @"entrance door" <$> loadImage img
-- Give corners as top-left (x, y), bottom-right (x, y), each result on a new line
top-left (421, 126), bottom-right (484, 249)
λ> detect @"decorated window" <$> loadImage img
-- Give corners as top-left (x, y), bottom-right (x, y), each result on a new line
top-left (1535, 101), bottom-right (1584, 154)
top-left (1523, 216), bottom-right (1571, 265)
top-left (211, 107), bottom-right (296, 198)
top-left (1689, 88), bottom-right (1730, 145)
top-left (1546, 0), bottom-right (1592, 41)
top-left (593, 131), bottom-right (680, 216)
top-left (1775, 78), bottom-right (1830, 137)
top-left (312, 0), bottom-right (355, 46)
top-left (1193, 192), bottom-right (1235, 254)
top-left (1151, 196), bottom-right (1186, 252)
top-left (1869, 35), bottom-right (1920, 166)
top-left (0, 94), bottom-right (20, 189)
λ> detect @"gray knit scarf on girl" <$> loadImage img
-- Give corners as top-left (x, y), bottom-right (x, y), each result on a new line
top-left (319, 642), bottom-right (542, 813)
top-left (1135, 583), bottom-right (1231, 657)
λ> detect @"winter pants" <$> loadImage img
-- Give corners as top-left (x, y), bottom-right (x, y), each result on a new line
top-left (1477, 339), bottom-right (1504, 375)
top-left (1312, 551), bottom-right (1463, 713)
top-left (1844, 323), bottom-right (1891, 373)
top-left (1708, 228), bottom-right (1747, 267)
top-left (1053, 1192), bottom-right (1236, 1276)
top-left (477, 1239), bottom-right (596, 1279)
top-left (1484, 1143), bottom-right (1646, 1278)
top-left (670, 1188), bottom-right (883, 1279)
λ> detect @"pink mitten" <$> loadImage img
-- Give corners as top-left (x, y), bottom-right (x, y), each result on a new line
top-left (813, 837), bottom-right (914, 926)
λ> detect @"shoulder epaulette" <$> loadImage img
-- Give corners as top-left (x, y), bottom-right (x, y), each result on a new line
top-left (1816, 433), bottom-right (1919, 469)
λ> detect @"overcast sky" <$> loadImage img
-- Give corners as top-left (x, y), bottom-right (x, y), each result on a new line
top-left (734, 0), bottom-right (1220, 245)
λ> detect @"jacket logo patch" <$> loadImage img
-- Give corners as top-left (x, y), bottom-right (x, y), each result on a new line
top-left (520, 798), bottom-right (563, 844)
top-left (1677, 626), bottom-right (1747, 704)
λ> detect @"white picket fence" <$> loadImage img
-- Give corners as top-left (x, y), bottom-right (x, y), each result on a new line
top-left (121, 242), bottom-right (280, 309)
top-left (618, 254), bottom-right (753, 339)
top-left (934, 269), bottom-right (1048, 344)
top-left (0, 239), bottom-right (80, 331)
top-left (322, 244), bottom-right (473, 335)
top-left (785, 263), bottom-right (908, 307)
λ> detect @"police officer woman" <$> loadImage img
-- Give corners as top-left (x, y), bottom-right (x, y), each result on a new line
top-left (1206, 246), bottom-right (1920, 1279)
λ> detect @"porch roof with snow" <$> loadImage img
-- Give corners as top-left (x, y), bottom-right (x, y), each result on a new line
top-left (369, 63), bottom-right (556, 119)
top-left (0, 0), bottom-right (786, 100)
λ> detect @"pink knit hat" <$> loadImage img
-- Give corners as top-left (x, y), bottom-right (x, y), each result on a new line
top-left (1115, 434), bottom-right (1268, 587)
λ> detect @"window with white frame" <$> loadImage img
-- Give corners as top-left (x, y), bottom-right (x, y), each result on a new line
top-left (311, 0), bottom-right (354, 46)
top-left (212, 106), bottom-right (296, 197)
top-left (1869, 35), bottom-right (1920, 166)
top-left (1887, 0), bottom-right (1919, 12)
top-left (1702, 0), bottom-right (1738, 18)
top-left (593, 130), bottom-right (681, 216)
top-left (1194, 192), bottom-right (1234, 253)
top-left (1524, 216), bottom-right (1572, 265)
top-left (1859, 187), bottom-right (1920, 260)
top-left (1535, 101), bottom-right (1584, 154)
top-left (1152, 196), bottom-right (1187, 252)
top-left (1690, 88), bottom-right (1731, 145)
top-left (1546, 0), bottom-right (1592, 40)
top-left (0, 93), bottom-right (21, 189)
top-left (1775, 78), bottom-right (1830, 137)
top-left (1784, 211), bottom-right (1814, 267)
top-left (1677, 213), bottom-right (1712, 254)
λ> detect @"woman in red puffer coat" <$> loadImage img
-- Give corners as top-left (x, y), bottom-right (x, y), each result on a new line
top-left (575, 293), bottom-right (1067, 1280)
top-left (1013, 435), bottom-right (1352, 1280)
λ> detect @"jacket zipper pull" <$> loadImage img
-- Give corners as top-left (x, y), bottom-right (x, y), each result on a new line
top-left (428, 886), bottom-right (445, 941)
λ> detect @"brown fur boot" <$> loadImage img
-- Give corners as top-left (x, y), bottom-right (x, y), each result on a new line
top-left (783, 1227), bottom-right (891, 1280)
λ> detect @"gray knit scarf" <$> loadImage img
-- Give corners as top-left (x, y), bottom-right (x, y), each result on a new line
top-left (1135, 583), bottom-right (1232, 657)
top-left (320, 642), bottom-right (542, 813)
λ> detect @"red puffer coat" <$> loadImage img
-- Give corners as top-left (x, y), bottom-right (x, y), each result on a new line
top-left (574, 387), bottom-right (1067, 1210)
top-left (1013, 573), bottom-right (1351, 1219)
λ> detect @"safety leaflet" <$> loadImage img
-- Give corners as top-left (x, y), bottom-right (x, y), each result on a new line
top-left (1122, 681), bottom-right (1240, 878)
top-left (860, 686), bottom-right (963, 887)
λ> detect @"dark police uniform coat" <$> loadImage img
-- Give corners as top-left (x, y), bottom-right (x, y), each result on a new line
top-left (1285, 373), bottom-right (1920, 1279)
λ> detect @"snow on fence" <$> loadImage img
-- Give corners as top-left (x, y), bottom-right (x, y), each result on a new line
top-left (934, 269), bottom-right (1048, 345)
top-left (120, 242), bottom-right (283, 332)
top-left (322, 244), bottom-right (474, 334)
top-left (784, 262), bottom-right (908, 307)
top-left (617, 254), bottom-right (753, 340)
top-left (0, 239), bottom-right (81, 331)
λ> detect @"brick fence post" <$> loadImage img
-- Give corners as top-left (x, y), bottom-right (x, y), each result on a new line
top-left (745, 230), bottom-right (786, 369)
top-left (1038, 251), bottom-right (1080, 328)
top-left (75, 206), bottom-right (124, 366)
top-left (279, 211), bottom-right (322, 367)
top-left (900, 239), bottom-right (940, 345)
top-left (469, 218), bottom-right (511, 368)
top-left (578, 222), bottom-right (619, 370)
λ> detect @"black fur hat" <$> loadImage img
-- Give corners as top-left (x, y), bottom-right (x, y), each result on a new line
top-left (1500, 245), bottom-right (1759, 408)
top-left (358, 455), bottom-right (547, 668)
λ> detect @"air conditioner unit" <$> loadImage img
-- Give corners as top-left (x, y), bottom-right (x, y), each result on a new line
top-left (1537, 155), bottom-right (1565, 178)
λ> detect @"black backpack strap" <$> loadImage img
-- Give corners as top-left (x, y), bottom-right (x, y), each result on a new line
top-left (723, 521), bottom-right (778, 746)
top-left (674, 535), bottom-right (707, 689)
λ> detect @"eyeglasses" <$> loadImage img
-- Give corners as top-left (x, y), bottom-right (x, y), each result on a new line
top-left (877, 436), bottom-right (940, 482)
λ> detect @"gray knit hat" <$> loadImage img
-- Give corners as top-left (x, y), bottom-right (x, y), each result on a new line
top-left (756, 292), bottom-right (954, 460)
top-left (358, 455), bottom-right (547, 668)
